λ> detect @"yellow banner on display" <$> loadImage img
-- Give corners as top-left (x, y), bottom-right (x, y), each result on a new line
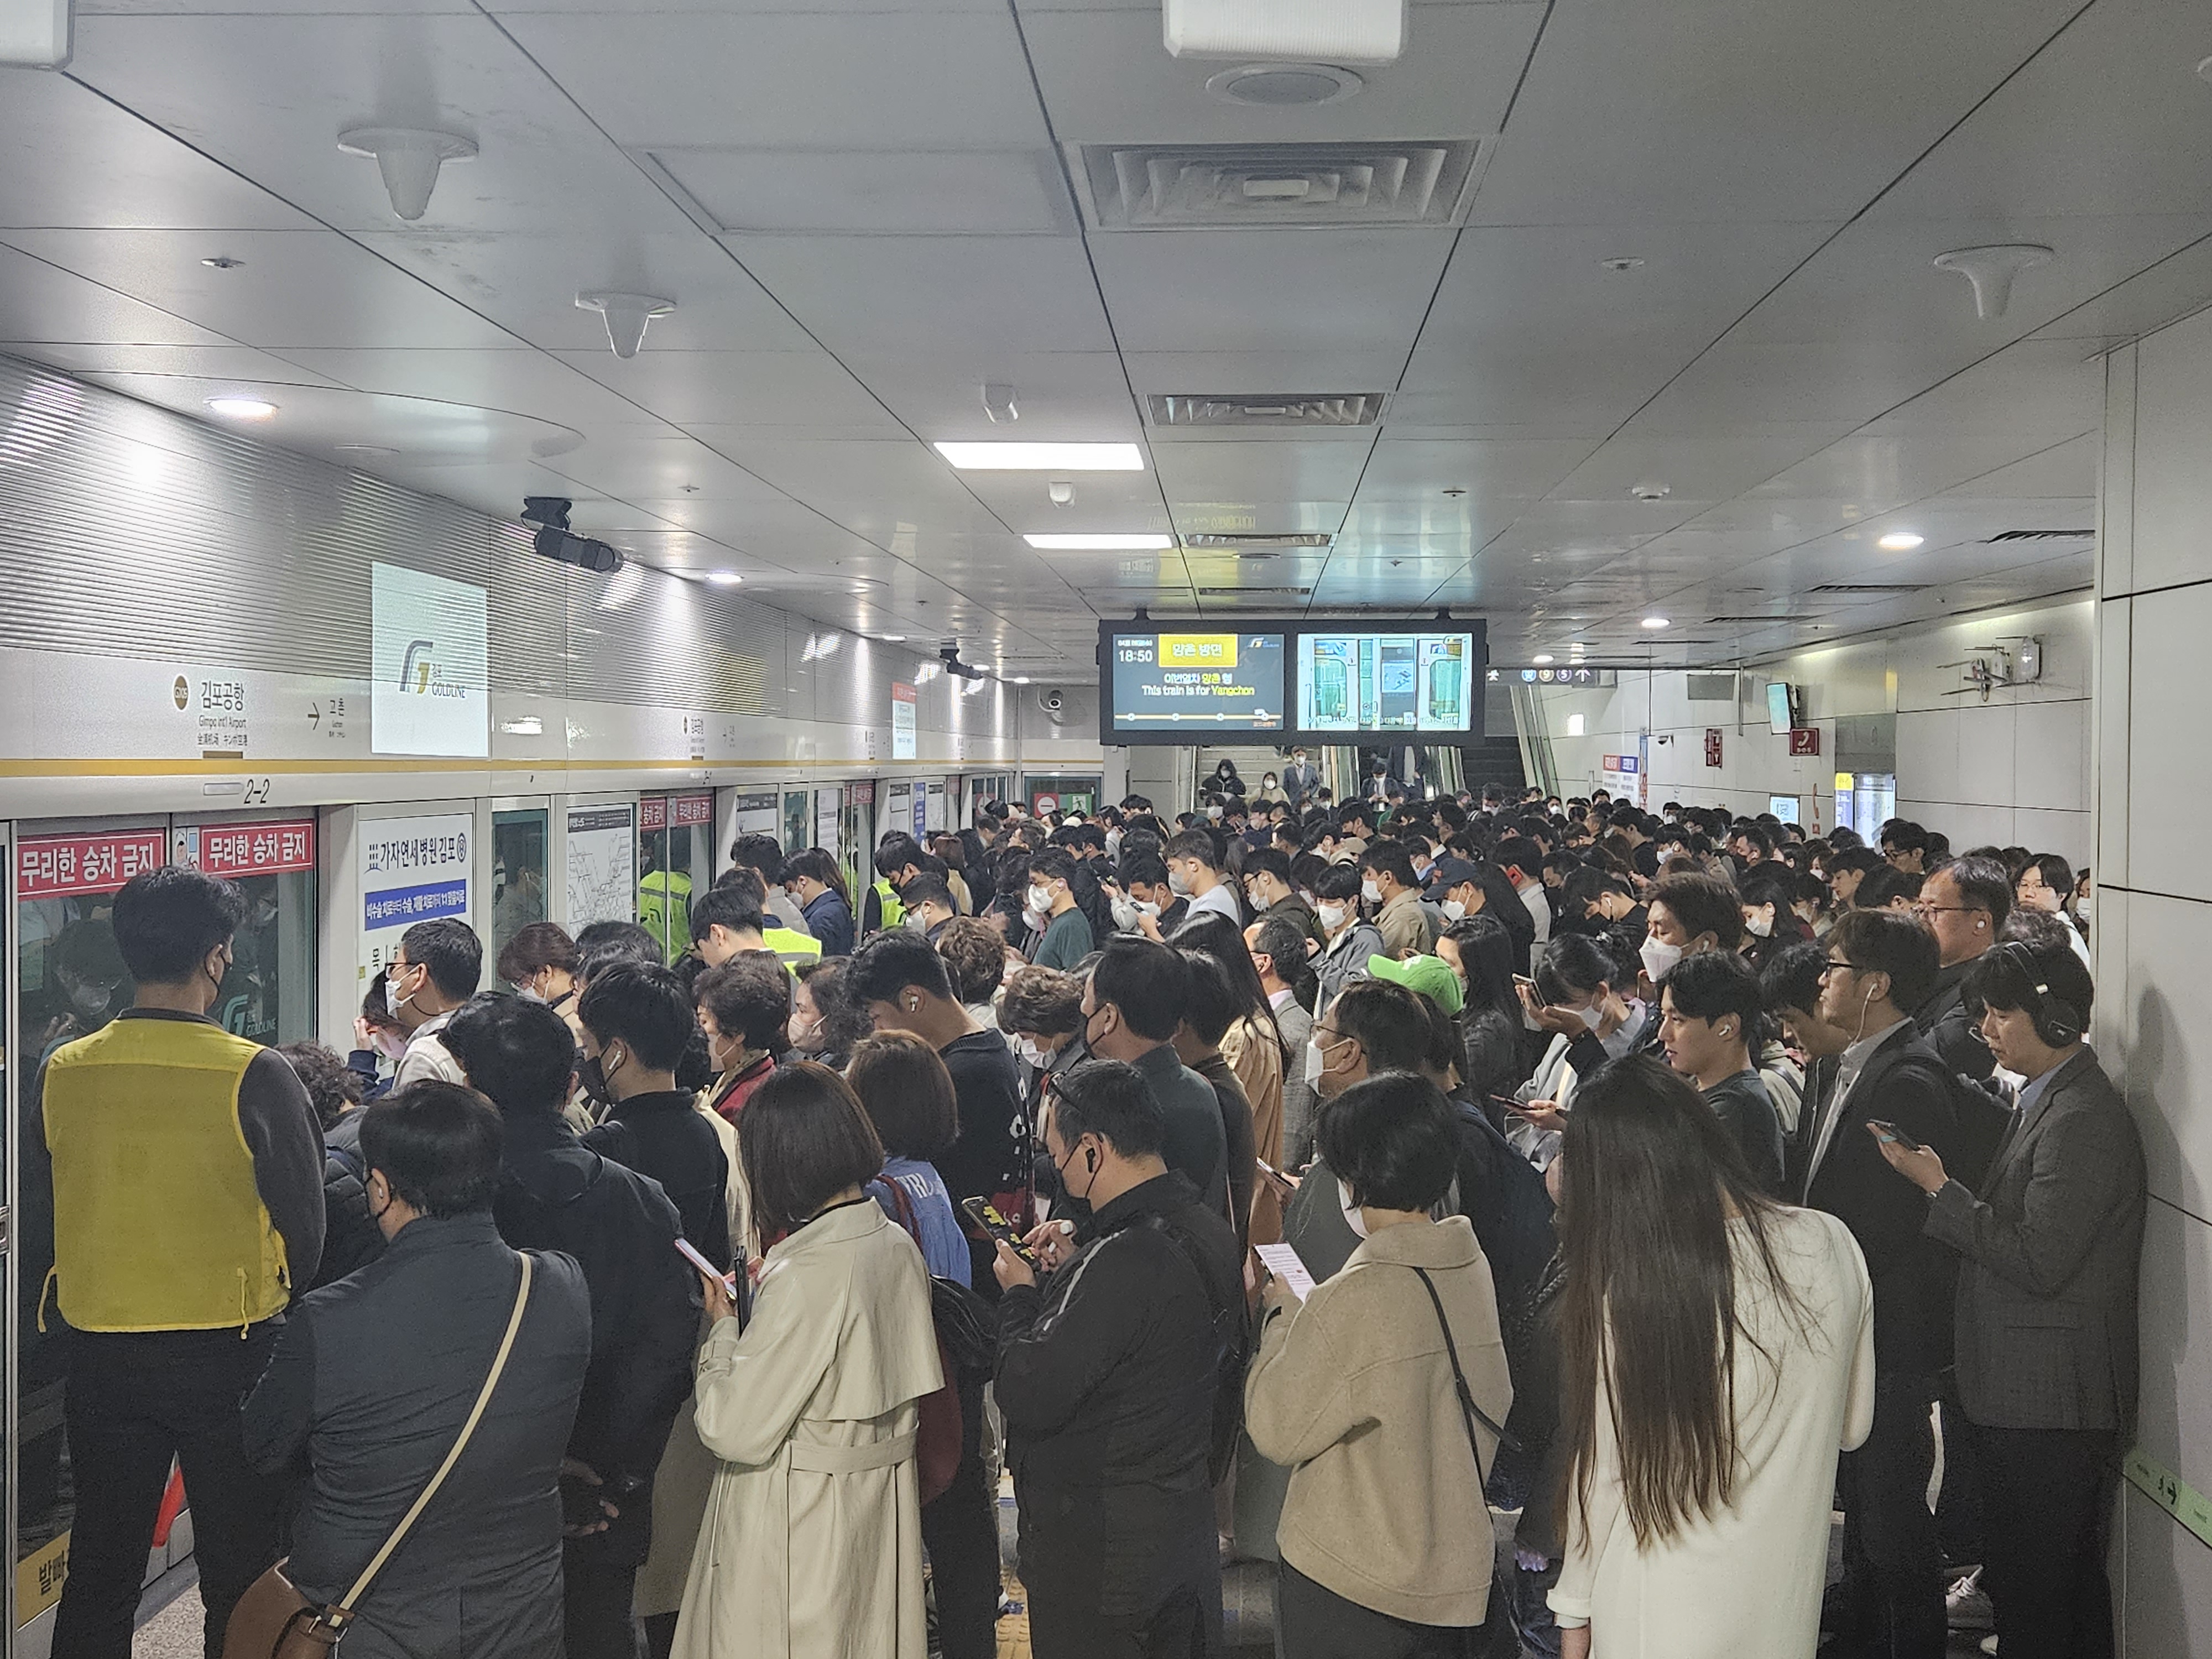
top-left (18, 1531), bottom-right (67, 1625)
top-left (1157, 634), bottom-right (1240, 669)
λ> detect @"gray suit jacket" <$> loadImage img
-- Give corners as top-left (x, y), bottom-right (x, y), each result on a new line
top-left (1926, 1047), bottom-right (2145, 1433)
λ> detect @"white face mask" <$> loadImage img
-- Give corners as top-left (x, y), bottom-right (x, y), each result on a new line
top-left (905, 910), bottom-right (931, 933)
top-left (1014, 1036), bottom-right (1050, 1070)
top-left (1167, 866), bottom-right (1194, 897)
top-left (2077, 896), bottom-right (2093, 924)
top-left (1746, 909), bottom-right (1773, 938)
top-left (1336, 1178), bottom-right (1370, 1240)
top-left (1316, 903), bottom-right (1346, 932)
top-left (1361, 878), bottom-right (1383, 904)
top-left (1575, 1001), bottom-right (1604, 1031)
top-left (1303, 1035), bottom-right (1327, 1087)
top-left (1640, 936), bottom-right (1685, 984)
top-left (1024, 906), bottom-right (1048, 931)
top-left (1207, 805), bottom-right (1223, 821)
top-left (1441, 899), bottom-right (1466, 922)
top-left (1027, 883), bottom-right (1054, 915)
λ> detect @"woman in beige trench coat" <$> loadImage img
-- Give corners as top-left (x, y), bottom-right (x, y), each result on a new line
top-left (671, 1063), bottom-right (943, 1659)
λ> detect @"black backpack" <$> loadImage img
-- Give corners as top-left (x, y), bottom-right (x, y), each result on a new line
top-left (1891, 1051), bottom-right (2012, 1193)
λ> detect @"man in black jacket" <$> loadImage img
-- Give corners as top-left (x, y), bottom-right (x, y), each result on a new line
top-left (1910, 855), bottom-right (2008, 1083)
top-left (1797, 910), bottom-right (1964, 1659)
top-left (993, 1061), bottom-right (1244, 1659)
top-left (444, 995), bottom-right (701, 1659)
top-left (575, 963), bottom-right (733, 1272)
top-left (242, 1082), bottom-right (592, 1659)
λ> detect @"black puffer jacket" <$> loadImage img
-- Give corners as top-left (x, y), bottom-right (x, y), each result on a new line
top-left (995, 1172), bottom-right (1243, 1620)
top-left (310, 1112), bottom-right (384, 1292)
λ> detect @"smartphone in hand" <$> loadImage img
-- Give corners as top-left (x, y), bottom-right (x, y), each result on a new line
top-left (962, 1197), bottom-right (1040, 1266)
top-left (1866, 1119), bottom-right (1924, 1152)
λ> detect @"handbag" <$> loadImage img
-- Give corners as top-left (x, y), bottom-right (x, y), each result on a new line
top-left (879, 1177), bottom-right (982, 1505)
top-left (223, 1253), bottom-right (536, 1659)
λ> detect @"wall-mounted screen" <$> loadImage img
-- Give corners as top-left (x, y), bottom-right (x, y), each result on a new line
top-left (1102, 628), bottom-right (1288, 741)
top-left (1766, 681), bottom-right (1798, 735)
top-left (1295, 630), bottom-right (1477, 734)
top-left (372, 562), bottom-right (489, 757)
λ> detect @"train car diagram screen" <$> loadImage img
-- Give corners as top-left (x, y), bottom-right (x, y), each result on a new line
top-left (1107, 631), bottom-right (1287, 735)
top-left (1296, 632), bottom-right (1476, 733)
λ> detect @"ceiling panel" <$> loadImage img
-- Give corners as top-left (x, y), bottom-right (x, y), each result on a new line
top-left (0, 227), bottom-right (516, 351)
top-left (0, 243), bottom-right (233, 346)
top-left (550, 348), bottom-right (902, 434)
top-left (499, 11), bottom-right (1048, 150)
top-left (729, 235), bottom-right (1117, 359)
top-left (1090, 230), bottom-right (1457, 356)
top-left (839, 351), bottom-right (1136, 444)
top-left (1468, 0), bottom-right (2087, 226)
top-left (269, 345), bottom-right (670, 436)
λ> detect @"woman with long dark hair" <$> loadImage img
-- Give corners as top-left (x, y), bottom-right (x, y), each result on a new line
top-left (1548, 1055), bottom-right (1874, 1658)
top-left (1171, 910), bottom-right (1288, 1234)
top-left (1436, 914), bottom-right (1526, 1111)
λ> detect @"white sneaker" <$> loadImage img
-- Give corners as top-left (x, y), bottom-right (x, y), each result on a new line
top-left (1981, 1635), bottom-right (1999, 1656)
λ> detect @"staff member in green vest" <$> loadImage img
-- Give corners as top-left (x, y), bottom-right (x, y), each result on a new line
top-left (860, 833), bottom-right (926, 938)
top-left (32, 865), bottom-right (326, 1658)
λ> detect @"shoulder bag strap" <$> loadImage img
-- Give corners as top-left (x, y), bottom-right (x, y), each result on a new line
top-left (1408, 1264), bottom-right (1517, 1490)
top-left (331, 1252), bottom-right (534, 1619)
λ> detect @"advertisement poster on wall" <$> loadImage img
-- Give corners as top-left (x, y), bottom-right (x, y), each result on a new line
top-left (360, 813), bottom-right (472, 979)
top-left (370, 563), bottom-right (489, 758)
top-left (892, 682), bottom-right (917, 761)
top-left (783, 790), bottom-right (811, 855)
top-left (731, 791), bottom-right (779, 840)
top-left (566, 805), bottom-right (637, 930)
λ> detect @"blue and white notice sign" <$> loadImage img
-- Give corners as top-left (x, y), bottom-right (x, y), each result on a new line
top-left (361, 812), bottom-right (473, 977)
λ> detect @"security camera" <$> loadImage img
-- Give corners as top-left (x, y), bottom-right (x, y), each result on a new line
top-left (1039, 687), bottom-right (1066, 713)
top-left (520, 497), bottom-right (624, 575)
top-left (938, 641), bottom-right (986, 681)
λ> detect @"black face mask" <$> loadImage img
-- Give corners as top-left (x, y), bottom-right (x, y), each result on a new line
top-left (578, 1048), bottom-right (615, 1104)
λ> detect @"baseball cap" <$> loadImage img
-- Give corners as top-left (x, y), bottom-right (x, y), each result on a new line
top-left (1365, 952), bottom-right (1464, 1016)
top-left (1427, 856), bottom-right (1482, 892)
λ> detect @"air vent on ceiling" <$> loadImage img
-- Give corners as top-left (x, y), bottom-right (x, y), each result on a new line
top-left (1708, 614), bottom-right (1815, 624)
top-left (1149, 392), bottom-right (1386, 427)
top-left (1074, 140), bottom-right (1486, 231)
top-left (1182, 533), bottom-right (1333, 553)
top-left (1983, 529), bottom-right (2093, 542)
top-left (1685, 674), bottom-right (1738, 701)
top-left (1811, 582), bottom-right (1930, 594)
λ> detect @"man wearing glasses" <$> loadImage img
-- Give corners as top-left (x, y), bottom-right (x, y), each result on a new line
top-left (1796, 910), bottom-right (1964, 1659)
top-left (1910, 856), bottom-right (2010, 1082)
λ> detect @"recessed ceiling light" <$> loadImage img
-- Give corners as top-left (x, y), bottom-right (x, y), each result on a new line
top-left (705, 570), bottom-right (744, 586)
top-left (201, 255), bottom-right (244, 270)
top-left (935, 442), bottom-right (1145, 472)
top-left (1600, 256), bottom-right (1645, 272)
top-left (1013, 675), bottom-right (1032, 685)
top-left (1024, 533), bottom-right (1175, 551)
top-left (1532, 654), bottom-right (1554, 665)
top-left (1641, 615), bottom-right (1671, 629)
top-left (1630, 482), bottom-right (1671, 500)
top-left (1877, 531), bottom-right (1924, 551)
top-left (206, 397), bottom-right (276, 420)
top-left (881, 634), bottom-right (905, 642)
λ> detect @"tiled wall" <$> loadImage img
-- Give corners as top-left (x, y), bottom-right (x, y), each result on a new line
top-left (1529, 593), bottom-right (2092, 863)
top-left (2097, 306), bottom-right (2212, 1653)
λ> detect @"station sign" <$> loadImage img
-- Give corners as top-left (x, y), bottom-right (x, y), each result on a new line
top-left (18, 830), bottom-right (169, 899)
top-left (639, 794), bottom-right (714, 834)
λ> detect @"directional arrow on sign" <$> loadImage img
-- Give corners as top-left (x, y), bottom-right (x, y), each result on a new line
top-left (308, 703), bottom-right (321, 730)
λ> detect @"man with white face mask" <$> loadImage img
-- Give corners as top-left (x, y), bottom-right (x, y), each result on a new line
top-left (1163, 829), bottom-right (1242, 925)
top-left (388, 918), bottom-right (482, 1088)
top-left (1310, 866), bottom-right (1385, 1016)
top-left (1026, 847), bottom-right (1094, 971)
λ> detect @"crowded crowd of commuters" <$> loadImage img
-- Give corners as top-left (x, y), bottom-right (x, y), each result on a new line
top-left (21, 774), bottom-right (2134, 1659)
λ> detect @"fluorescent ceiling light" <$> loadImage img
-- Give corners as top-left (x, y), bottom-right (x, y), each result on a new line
top-left (1014, 675), bottom-right (1032, 684)
top-left (1532, 653), bottom-right (1554, 665)
top-left (207, 397), bottom-right (276, 420)
top-left (881, 634), bottom-right (906, 642)
top-left (935, 441), bottom-right (1145, 471)
top-left (1877, 531), bottom-right (1924, 551)
top-left (1024, 533), bottom-right (1175, 551)
top-left (705, 570), bottom-right (744, 586)
top-left (1641, 615), bottom-right (1670, 629)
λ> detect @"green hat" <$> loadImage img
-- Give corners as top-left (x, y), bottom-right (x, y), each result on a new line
top-left (1365, 952), bottom-right (1463, 1017)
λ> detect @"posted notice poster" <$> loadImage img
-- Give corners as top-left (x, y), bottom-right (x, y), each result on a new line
top-left (361, 813), bottom-right (472, 978)
top-left (891, 682), bottom-right (917, 760)
top-left (566, 805), bottom-right (637, 930)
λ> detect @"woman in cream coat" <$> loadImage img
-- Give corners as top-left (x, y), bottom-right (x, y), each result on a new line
top-left (672, 1063), bottom-right (943, 1659)
top-left (1548, 1056), bottom-right (1873, 1659)
top-left (1245, 1073), bottom-right (1513, 1655)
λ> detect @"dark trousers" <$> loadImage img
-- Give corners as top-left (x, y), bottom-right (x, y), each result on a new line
top-left (1837, 1370), bottom-right (1945, 1658)
top-left (922, 1377), bottom-right (1000, 1659)
top-left (1964, 1421), bottom-right (2117, 1659)
top-left (1028, 1581), bottom-right (1216, 1659)
top-left (1021, 1501), bottom-right (1222, 1659)
top-left (52, 1326), bottom-right (285, 1659)
top-left (1276, 1563), bottom-right (1473, 1659)
top-left (563, 1483), bottom-right (651, 1659)
top-left (1933, 1388), bottom-right (1987, 1569)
